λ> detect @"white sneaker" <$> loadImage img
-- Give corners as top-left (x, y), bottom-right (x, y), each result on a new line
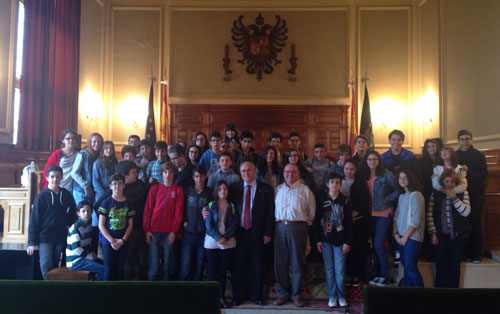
top-left (328, 298), bottom-right (337, 307)
top-left (376, 277), bottom-right (389, 287)
top-left (368, 276), bottom-right (381, 285)
top-left (339, 298), bottom-right (348, 307)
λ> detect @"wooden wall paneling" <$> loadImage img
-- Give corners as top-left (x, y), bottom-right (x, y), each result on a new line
top-left (169, 104), bottom-right (349, 158)
top-left (484, 195), bottom-right (500, 249)
top-left (484, 149), bottom-right (500, 249)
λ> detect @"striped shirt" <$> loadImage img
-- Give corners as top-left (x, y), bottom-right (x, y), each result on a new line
top-left (426, 191), bottom-right (471, 234)
top-left (66, 218), bottom-right (96, 267)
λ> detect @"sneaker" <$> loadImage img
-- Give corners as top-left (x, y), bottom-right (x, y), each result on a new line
top-left (394, 250), bottom-right (401, 264)
top-left (376, 277), bottom-right (389, 287)
top-left (368, 276), bottom-right (381, 285)
top-left (339, 298), bottom-right (348, 307)
top-left (351, 276), bottom-right (360, 287)
top-left (472, 257), bottom-right (482, 264)
top-left (345, 276), bottom-right (352, 287)
top-left (328, 298), bottom-right (337, 308)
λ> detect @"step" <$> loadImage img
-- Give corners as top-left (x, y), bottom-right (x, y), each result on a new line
top-left (393, 257), bottom-right (500, 288)
top-left (490, 250), bottom-right (500, 263)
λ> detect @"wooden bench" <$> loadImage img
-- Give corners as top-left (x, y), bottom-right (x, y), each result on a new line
top-left (46, 267), bottom-right (93, 281)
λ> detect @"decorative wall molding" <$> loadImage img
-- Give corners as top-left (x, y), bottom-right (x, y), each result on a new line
top-left (357, 5), bottom-right (414, 150)
top-left (445, 134), bottom-right (500, 147)
top-left (1, 0), bottom-right (18, 136)
top-left (108, 6), bottom-right (163, 141)
top-left (168, 96), bottom-right (350, 105)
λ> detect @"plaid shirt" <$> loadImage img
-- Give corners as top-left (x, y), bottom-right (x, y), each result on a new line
top-left (146, 160), bottom-right (165, 183)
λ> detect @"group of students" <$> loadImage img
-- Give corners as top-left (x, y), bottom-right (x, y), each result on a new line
top-left (26, 124), bottom-right (487, 309)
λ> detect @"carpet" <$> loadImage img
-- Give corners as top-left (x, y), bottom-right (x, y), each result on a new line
top-left (224, 299), bottom-right (363, 314)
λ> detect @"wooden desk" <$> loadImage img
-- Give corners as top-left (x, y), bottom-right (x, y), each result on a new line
top-left (0, 188), bottom-right (30, 243)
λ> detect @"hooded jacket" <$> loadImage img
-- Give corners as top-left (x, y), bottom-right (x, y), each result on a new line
top-left (28, 187), bottom-right (76, 245)
top-left (143, 183), bottom-right (184, 236)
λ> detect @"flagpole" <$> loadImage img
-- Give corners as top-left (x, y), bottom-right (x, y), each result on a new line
top-left (361, 65), bottom-right (369, 84)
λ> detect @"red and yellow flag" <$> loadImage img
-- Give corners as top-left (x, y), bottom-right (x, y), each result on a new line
top-left (159, 80), bottom-right (168, 143)
top-left (349, 85), bottom-right (358, 153)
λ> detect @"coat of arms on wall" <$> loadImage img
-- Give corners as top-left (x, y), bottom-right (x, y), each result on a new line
top-left (231, 13), bottom-right (288, 81)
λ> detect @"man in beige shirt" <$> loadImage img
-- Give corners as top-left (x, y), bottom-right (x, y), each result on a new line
top-left (273, 163), bottom-right (316, 307)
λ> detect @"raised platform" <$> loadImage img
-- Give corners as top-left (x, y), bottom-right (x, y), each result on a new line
top-left (395, 257), bottom-right (500, 288)
top-left (0, 242), bottom-right (42, 280)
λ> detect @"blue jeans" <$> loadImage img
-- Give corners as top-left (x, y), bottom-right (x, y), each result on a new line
top-left (101, 241), bottom-right (128, 280)
top-left (372, 215), bottom-right (392, 277)
top-left (206, 248), bottom-right (232, 298)
top-left (148, 232), bottom-right (173, 280)
top-left (69, 258), bottom-right (106, 281)
top-left (39, 242), bottom-right (66, 279)
top-left (321, 242), bottom-right (346, 299)
top-left (397, 239), bottom-right (423, 287)
top-left (179, 233), bottom-right (205, 281)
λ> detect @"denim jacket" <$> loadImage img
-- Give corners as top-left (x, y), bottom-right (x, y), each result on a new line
top-left (205, 201), bottom-right (238, 241)
top-left (92, 159), bottom-right (117, 202)
top-left (372, 170), bottom-right (400, 211)
top-left (71, 150), bottom-right (96, 193)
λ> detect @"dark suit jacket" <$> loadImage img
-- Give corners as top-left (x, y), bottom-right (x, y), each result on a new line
top-left (229, 180), bottom-right (275, 244)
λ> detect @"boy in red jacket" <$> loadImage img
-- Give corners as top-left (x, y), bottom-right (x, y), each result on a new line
top-left (143, 161), bottom-right (184, 280)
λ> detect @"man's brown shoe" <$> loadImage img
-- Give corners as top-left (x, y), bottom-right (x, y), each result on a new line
top-left (273, 298), bottom-right (288, 306)
top-left (293, 299), bottom-right (305, 307)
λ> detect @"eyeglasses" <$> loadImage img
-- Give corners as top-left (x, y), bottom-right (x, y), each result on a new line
top-left (459, 137), bottom-right (472, 141)
top-left (289, 154), bottom-right (299, 158)
top-left (110, 182), bottom-right (123, 186)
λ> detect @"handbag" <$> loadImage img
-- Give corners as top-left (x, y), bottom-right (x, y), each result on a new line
top-left (364, 243), bottom-right (380, 280)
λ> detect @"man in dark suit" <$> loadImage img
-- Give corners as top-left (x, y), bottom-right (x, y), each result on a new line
top-left (230, 161), bottom-right (275, 306)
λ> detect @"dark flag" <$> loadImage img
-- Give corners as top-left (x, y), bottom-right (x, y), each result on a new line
top-left (359, 84), bottom-right (374, 150)
top-left (145, 79), bottom-right (156, 144)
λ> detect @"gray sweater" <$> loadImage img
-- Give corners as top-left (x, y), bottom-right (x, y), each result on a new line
top-left (394, 191), bottom-right (425, 242)
top-left (207, 169), bottom-right (240, 188)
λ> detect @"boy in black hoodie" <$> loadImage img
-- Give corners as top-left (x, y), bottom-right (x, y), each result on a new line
top-left (27, 165), bottom-right (77, 279)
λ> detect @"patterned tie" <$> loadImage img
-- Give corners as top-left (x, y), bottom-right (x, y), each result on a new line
top-left (244, 185), bottom-right (251, 230)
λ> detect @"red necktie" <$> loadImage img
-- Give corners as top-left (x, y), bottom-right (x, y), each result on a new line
top-left (244, 185), bottom-right (251, 230)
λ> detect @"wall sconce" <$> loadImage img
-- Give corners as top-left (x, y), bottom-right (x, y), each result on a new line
top-left (222, 43), bottom-right (232, 81)
top-left (287, 43), bottom-right (297, 81)
top-left (118, 96), bottom-right (148, 130)
top-left (371, 98), bottom-right (406, 129)
top-left (415, 90), bottom-right (438, 127)
top-left (79, 85), bottom-right (104, 132)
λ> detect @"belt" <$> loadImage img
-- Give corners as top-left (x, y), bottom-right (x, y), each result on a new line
top-left (279, 220), bottom-right (304, 225)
